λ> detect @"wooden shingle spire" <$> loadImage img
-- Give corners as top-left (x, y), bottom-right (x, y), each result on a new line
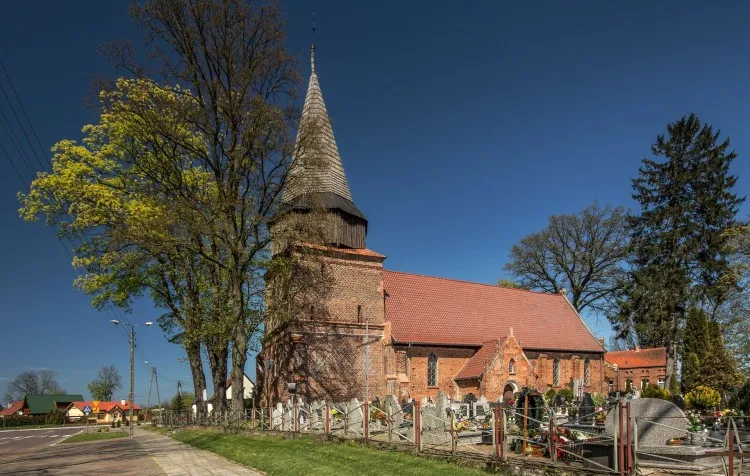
top-left (284, 44), bottom-right (353, 203)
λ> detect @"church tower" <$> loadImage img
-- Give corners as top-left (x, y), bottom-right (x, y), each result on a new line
top-left (260, 44), bottom-right (386, 405)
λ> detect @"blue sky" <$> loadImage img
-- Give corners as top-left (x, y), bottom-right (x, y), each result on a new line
top-left (1, 1), bottom-right (749, 404)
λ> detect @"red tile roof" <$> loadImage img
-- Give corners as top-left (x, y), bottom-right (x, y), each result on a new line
top-left (383, 271), bottom-right (605, 353)
top-left (298, 242), bottom-right (386, 258)
top-left (455, 341), bottom-right (498, 380)
top-left (69, 401), bottom-right (141, 412)
top-left (605, 347), bottom-right (667, 369)
top-left (0, 400), bottom-right (24, 417)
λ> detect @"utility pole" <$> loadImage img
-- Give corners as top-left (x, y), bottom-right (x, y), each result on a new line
top-left (154, 368), bottom-right (162, 413)
top-left (129, 326), bottom-right (135, 438)
top-left (110, 319), bottom-right (153, 438)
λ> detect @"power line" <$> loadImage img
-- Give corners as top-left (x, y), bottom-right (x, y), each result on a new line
top-left (0, 140), bottom-right (29, 192)
top-left (0, 59), bottom-right (49, 165)
top-left (0, 79), bottom-right (45, 171)
top-left (0, 106), bottom-right (35, 178)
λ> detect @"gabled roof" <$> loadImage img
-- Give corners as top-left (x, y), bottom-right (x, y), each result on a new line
top-left (455, 341), bottom-right (498, 380)
top-left (67, 401), bottom-right (133, 412)
top-left (384, 271), bottom-right (605, 353)
top-left (26, 394), bottom-right (83, 414)
top-left (284, 45), bottom-right (354, 205)
top-left (605, 347), bottom-right (666, 369)
top-left (0, 400), bottom-right (24, 417)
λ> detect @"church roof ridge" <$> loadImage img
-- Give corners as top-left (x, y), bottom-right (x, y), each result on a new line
top-left (383, 269), bottom-right (561, 298)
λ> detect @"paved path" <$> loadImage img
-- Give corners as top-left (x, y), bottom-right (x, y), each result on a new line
top-left (0, 427), bottom-right (263, 475)
top-left (0, 427), bottom-right (85, 457)
top-left (136, 429), bottom-right (262, 475)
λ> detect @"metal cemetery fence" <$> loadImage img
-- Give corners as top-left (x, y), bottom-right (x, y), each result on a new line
top-left (155, 398), bottom-right (750, 475)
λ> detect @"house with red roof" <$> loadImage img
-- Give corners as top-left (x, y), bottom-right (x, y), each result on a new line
top-left (258, 43), bottom-right (607, 405)
top-left (604, 346), bottom-right (667, 393)
top-left (0, 400), bottom-right (24, 417)
top-left (64, 400), bottom-right (142, 424)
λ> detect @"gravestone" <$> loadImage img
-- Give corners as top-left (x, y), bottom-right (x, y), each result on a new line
top-left (579, 393), bottom-right (595, 425)
top-left (347, 398), bottom-right (363, 433)
top-left (384, 395), bottom-right (403, 428)
top-left (309, 400), bottom-right (321, 429)
top-left (273, 402), bottom-right (283, 430)
top-left (604, 398), bottom-right (687, 446)
top-left (435, 391), bottom-right (450, 420)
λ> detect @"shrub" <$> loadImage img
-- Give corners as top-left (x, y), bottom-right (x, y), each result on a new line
top-left (557, 389), bottom-right (574, 402)
top-left (641, 384), bottom-right (671, 400)
top-left (591, 393), bottom-right (606, 409)
top-left (729, 380), bottom-right (750, 413)
top-left (111, 421), bottom-right (116, 428)
top-left (669, 374), bottom-right (679, 395)
top-left (116, 420), bottom-right (121, 428)
top-left (685, 385), bottom-right (721, 412)
top-left (544, 389), bottom-right (556, 404)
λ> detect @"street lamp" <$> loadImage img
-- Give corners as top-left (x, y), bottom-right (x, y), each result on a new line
top-left (111, 320), bottom-right (153, 438)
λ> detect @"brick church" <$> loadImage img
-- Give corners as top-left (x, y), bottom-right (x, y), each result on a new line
top-left (259, 45), bottom-right (607, 405)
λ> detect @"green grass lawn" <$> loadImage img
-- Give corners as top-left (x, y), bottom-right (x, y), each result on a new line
top-left (140, 425), bottom-right (171, 435)
top-left (171, 430), bottom-right (491, 476)
top-left (62, 431), bottom-right (128, 443)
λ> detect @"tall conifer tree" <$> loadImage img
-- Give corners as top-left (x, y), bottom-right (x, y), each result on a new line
top-left (611, 114), bottom-right (744, 384)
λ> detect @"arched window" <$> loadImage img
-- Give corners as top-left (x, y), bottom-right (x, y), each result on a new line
top-left (508, 358), bottom-right (516, 375)
top-left (584, 359), bottom-right (591, 385)
top-left (427, 353), bottom-right (438, 387)
top-left (552, 358), bottom-right (560, 386)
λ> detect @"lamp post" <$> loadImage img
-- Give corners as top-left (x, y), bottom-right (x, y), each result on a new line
top-left (111, 319), bottom-right (153, 438)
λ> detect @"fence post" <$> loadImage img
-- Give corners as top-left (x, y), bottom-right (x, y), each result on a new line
top-left (626, 401), bottom-right (633, 473)
top-left (414, 401), bottom-right (422, 452)
top-left (618, 401), bottom-right (624, 476)
top-left (450, 410), bottom-right (457, 453)
top-left (294, 400), bottom-right (299, 433)
top-left (325, 401), bottom-right (330, 435)
top-left (363, 402), bottom-right (369, 440)
top-left (269, 406), bottom-right (273, 431)
top-left (386, 404), bottom-right (392, 442)
top-left (728, 428), bottom-right (735, 476)
top-left (497, 408), bottom-right (504, 459)
top-left (344, 406), bottom-right (349, 436)
top-left (549, 417), bottom-right (556, 462)
top-left (251, 408), bottom-right (256, 430)
top-left (633, 418), bottom-right (639, 470)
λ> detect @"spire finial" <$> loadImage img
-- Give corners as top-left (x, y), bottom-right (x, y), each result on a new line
top-left (311, 12), bottom-right (316, 74)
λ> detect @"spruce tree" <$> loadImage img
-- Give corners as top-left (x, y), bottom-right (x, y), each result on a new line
top-left (612, 114), bottom-right (744, 384)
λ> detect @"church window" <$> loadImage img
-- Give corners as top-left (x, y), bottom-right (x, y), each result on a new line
top-left (584, 359), bottom-right (590, 385)
top-left (508, 358), bottom-right (516, 375)
top-left (427, 353), bottom-right (438, 387)
top-left (552, 359), bottom-right (560, 386)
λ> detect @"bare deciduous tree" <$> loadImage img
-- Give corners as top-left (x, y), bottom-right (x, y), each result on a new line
top-left (88, 365), bottom-right (123, 401)
top-left (4, 370), bottom-right (64, 402)
top-left (504, 203), bottom-right (629, 314)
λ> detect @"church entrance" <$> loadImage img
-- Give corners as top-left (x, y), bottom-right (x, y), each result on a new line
top-left (502, 382), bottom-right (517, 404)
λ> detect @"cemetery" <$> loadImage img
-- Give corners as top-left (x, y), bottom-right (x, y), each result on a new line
top-left (158, 381), bottom-right (750, 475)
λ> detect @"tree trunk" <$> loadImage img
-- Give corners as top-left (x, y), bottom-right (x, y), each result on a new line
top-left (207, 340), bottom-right (228, 416)
top-left (185, 341), bottom-right (208, 419)
top-left (230, 276), bottom-right (248, 418)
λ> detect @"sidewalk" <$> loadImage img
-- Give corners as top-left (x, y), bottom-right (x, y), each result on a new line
top-left (136, 428), bottom-right (263, 476)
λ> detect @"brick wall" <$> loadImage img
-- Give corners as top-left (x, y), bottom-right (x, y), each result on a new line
top-left (404, 346), bottom-right (475, 401)
top-left (261, 246), bottom-right (387, 404)
top-left (481, 336), bottom-right (535, 400)
top-left (526, 351), bottom-right (605, 394)
top-left (604, 365), bottom-right (666, 392)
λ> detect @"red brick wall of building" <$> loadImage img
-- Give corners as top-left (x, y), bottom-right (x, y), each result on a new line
top-left (261, 247), bottom-right (388, 404)
top-left (404, 346), bottom-right (475, 401)
top-left (603, 365), bottom-right (666, 392)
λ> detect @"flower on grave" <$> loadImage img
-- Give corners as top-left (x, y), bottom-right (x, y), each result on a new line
top-left (688, 415), bottom-right (704, 433)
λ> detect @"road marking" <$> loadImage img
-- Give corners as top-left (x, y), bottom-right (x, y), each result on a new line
top-left (0, 441), bottom-right (9, 445)
top-left (50, 430), bottom-right (83, 447)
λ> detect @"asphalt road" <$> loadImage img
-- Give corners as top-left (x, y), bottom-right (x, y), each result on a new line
top-left (0, 427), bottom-right (84, 457)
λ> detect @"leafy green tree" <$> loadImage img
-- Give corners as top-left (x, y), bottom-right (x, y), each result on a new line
top-left (504, 203), bottom-right (629, 314)
top-left (669, 374), bottom-right (679, 396)
top-left (612, 114), bottom-right (744, 383)
top-left (88, 365), bottom-right (122, 401)
top-left (497, 279), bottom-right (523, 289)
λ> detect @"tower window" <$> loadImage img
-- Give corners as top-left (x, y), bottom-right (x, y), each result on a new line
top-left (553, 359), bottom-right (560, 387)
top-left (508, 358), bottom-right (516, 375)
top-left (427, 353), bottom-right (438, 387)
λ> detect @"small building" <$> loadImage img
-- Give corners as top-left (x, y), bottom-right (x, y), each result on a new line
top-left (0, 400), bottom-right (24, 417)
top-left (25, 395), bottom-right (83, 415)
top-left (64, 400), bottom-right (142, 424)
top-left (604, 346), bottom-right (667, 392)
top-left (192, 374), bottom-right (255, 414)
